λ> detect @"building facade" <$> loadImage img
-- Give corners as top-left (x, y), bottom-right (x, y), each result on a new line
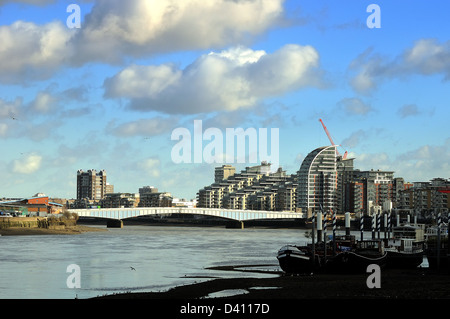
top-left (397, 178), bottom-right (450, 212)
top-left (138, 186), bottom-right (173, 207)
top-left (296, 145), bottom-right (338, 216)
top-left (76, 169), bottom-right (108, 201)
top-left (100, 193), bottom-right (140, 208)
top-left (197, 163), bottom-right (298, 211)
top-left (196, 145), bottom-right (450, 217)
top-left (215, 165), bottom-right (236, 183)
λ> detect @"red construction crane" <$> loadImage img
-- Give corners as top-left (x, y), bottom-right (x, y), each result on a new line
top-left (319, 118), bottom-right (348, 159)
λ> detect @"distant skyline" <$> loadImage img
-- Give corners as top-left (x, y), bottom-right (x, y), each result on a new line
top-left (1, 0), bottom-right (449, 200)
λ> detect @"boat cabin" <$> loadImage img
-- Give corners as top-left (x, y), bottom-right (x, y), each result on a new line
top-left (356, 240), bottom-right (384, 253)
top-left (392, 224), bottom-right (424, 242)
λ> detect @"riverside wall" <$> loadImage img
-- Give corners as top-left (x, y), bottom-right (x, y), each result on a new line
top-left (0, 217), bottom-right (76, 230)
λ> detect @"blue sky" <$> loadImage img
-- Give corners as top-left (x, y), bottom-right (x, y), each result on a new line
top-left (0, 0), bottom-right (449, 200)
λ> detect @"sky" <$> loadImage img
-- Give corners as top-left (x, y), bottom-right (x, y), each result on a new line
top-left (0, 0), bottom-right (449, 200)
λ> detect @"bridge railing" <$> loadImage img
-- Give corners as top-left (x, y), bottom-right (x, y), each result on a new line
top-left (68, 207), bottom-right (304, 221)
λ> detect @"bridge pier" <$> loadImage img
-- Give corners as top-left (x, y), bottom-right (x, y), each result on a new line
top-left (107, 219), bottom-right (123, 228)
top-left (225, 220), bottom-right (244, 229)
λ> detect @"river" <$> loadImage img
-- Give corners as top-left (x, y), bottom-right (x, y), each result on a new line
top-left (0, 225), bottom-right (314, 299)
top-left (0, 225), bottom-right (430, 299)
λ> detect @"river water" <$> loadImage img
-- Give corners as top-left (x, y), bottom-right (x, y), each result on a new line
top-left (0, 225), bottom-right (430, 299)
top-left (0, 225), bottom-right (314, 299)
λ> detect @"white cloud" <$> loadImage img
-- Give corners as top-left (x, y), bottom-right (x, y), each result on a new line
top-left (138, 157), bottom-right (161, 178)
top-left (29, 91), bottom-right (57, 114)
top-left (397, 104), bottom-right (420, 118)
top-left (104, 44), bottom-right (322, 114)
top-left (0, 0), bottom-right (284, 82)
top-left (355, 152), bottom-right (391, 171)
top-left (72, 0), bottom-right (284, 63)
top-left (404, 39), bottom-right (450, 78)
top-left (108, 117), bottom-right (176, 137)
top-left (342, 129), bottom-right (367, 148)
top-left (0, 97), bottom-right (22, 119)
top-left (353, 138), bottom-right (450, 182)
top-left (105, 65), bottom-right (182, 100)
top-left (349, 39), bottom-right (450, 93)
top-left (337, 98), bottom-right (373, 116)
top-left (12, 153), bottom-right (42, 174)
top-left (0, 123), bottom-right (8, 137)
top-left (0, 21), bottom-right (73, 83)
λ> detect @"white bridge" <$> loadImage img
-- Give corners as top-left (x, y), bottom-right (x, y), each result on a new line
top-left (68, 207), bottom-right (303, 226)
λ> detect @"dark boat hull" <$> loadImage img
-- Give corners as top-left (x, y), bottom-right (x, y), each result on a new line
top-left (426, 249), bottom-right (449, 272)
top-left (324, 251), bottom-right (387, 274)
top-left (277, 245), bottom-right (317, 274)
top-left (386, 250), bottom-right (424, 269)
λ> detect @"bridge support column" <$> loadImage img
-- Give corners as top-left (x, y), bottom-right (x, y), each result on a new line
top-left (107, 219), bottom-right (123, 228)
top-left (225, 220), bottom-right (244, 229)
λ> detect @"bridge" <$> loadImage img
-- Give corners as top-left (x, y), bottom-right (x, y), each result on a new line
top-left (68, 207), bottom-right (304, 228)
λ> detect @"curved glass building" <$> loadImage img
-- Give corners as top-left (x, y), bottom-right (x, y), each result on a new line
top-left (297, 145), bottom-right (338, 215)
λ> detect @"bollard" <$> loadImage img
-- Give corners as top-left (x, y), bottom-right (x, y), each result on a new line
top-left (377, 212), bottom-right (381, 239)
top-left (332, 211), bottom-right (337, 255)
top-left (360, 215), bottom-right (364, 241)
top-left (345, 212), bottom-right (351, 236)
top-left (372, 214), bottom-right (376, 240)
top-left (387, 212), bottom-right (391, 239)
top-left (317, 212), bottom-right (323, 243)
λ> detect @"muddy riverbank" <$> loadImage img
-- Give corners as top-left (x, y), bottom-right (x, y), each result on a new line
top-left (97, 267), bottom-right (450, 299)
top-left (0, 225), bottom-right (107, 236)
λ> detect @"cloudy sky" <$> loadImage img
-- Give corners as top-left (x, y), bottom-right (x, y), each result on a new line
top-left (0, 0), bottom-right (449, 200)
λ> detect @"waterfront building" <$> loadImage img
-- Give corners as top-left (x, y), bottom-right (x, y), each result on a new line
top-left (397, 178), bottom-right (450, 213)
top-left (215, 165), bottom-right (236, 183)
top-left (76, 169), bottom-right (108, 201)
top-left (336, 157), bottom-right (355, 214)
top-left (197, 163), bottom-right (297, 211)
top-left (100, 192), bottom-right (140, 208)
top-left (342, 169), bottom-right (398, 215)
top-left (138, 186), bottom-right (173, 207)
top-left (196, 145), bottom-right (448, 217)
top-left (106, 183), bottom-right (114, 195)
top-left (344, 181), bottom-right (365, 216)
top-left (296, 145), bottom-right (338, 216)
top-left (139, 185), bottom-right (159, 194)
top-left (276, 180), bottom-right (298, 212)
top-left (0, 194), bottom-right (63, 216)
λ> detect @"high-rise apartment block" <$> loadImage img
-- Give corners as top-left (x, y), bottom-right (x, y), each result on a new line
top-left (296, 145), bottom-right (338, 216)
top-left (296, 145), bottom-right (355, 217)
top-left (76, 169), bottom-right (108, 201)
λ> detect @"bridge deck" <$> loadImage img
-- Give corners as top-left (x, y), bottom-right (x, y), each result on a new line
top-left (68, 207), bottom-right (303, 221)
